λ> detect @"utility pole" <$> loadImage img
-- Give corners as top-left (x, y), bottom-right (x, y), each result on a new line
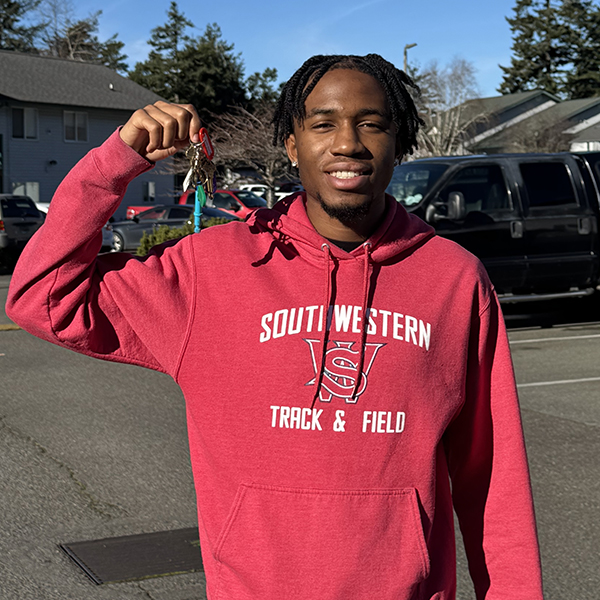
top-left (404, 43), bottom-right (417, 73)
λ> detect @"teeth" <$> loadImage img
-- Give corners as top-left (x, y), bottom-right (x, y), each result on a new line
top-left (330, 171), bottom-right (363, 179)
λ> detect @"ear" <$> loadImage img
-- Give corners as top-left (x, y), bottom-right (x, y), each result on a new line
top-left (285, 134), bottom-right (298, 164)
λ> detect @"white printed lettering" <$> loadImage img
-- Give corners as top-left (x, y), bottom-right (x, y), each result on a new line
top-left (290, 407), bottom-right (301, 428)
top-left (270, 405), bottom-right (279, 427)
top-left (393, 313), bottom-right (404, 341)
top-left (405, 316), bottom-right (418, 345)
top-left (362, 411), bottom-right (406, 434)
top-left (288, 307), bottom-right (304, 335)
top-left (379, 310), bottom-right (391, 337)
top-left (352, 306), bottom-right (362, 333)
top-left (367, 308), bottom-right (377, 335)
top-left (419, 320), bottom-right (431, 350)
top-left (260, 313), bottom-right (273, 343)
top-left (279, 406), bottom-right (290, 428)
top-left (305, 306), bottom-right (318, 332)
top-left (273, 309), bottom-right (288, 339)
top-left (301, 408), bottom-right (312, 430)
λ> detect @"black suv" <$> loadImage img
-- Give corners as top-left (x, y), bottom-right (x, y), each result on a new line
top-left (0, 195), bottom-right (44, 263)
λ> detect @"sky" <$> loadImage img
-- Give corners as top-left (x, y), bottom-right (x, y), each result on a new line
top-left (69, 0), bottom-right (521, 98)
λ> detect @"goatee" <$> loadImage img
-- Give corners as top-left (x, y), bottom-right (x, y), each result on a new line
top-left (317, 193), bottom-right (373, 224)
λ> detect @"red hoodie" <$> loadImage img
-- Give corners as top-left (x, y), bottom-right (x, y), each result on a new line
top-left (6, 131), bottom-right (544, 600)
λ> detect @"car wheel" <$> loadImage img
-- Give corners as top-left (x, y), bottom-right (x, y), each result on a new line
top-left (113, 232), bottom-right (125, 252)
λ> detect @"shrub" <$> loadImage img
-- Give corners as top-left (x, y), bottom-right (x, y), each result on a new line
top-left (136, 218), bottom-right (231, 256)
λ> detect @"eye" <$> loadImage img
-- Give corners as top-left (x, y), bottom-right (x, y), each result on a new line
top-left (312, 122), bottom-right (333, 130)
top-left (360, 121), bottom-right (385, 130)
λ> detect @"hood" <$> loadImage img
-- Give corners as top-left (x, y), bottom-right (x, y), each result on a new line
top-left (247, 192), bottom-right (436, 407)
top-left (247, 192), bottom-right (435, 265)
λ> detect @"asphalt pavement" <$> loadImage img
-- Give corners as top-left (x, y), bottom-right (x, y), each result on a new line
top-left (1, 272), bottom-right (599, 599)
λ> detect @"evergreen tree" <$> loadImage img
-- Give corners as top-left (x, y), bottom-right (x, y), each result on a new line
top-left (0, 0), bottom-right (44, 51)
top-left (499, 0), bottom-right (569, 96)
top-left (179, 23), bottom-right (246, 117)
top-left (130, 2), bottom-right (247, 117)
top-left (246, 67), bottom-right (280, 109)
top-left (561, 0), bottom-right (600, 98)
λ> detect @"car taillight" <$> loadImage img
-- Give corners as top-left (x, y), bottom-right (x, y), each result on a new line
top-left (0, 220), bottom-right (4, 231)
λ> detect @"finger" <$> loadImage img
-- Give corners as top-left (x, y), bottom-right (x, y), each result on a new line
top-left (179, 104), bottom-right (202, 143)
top-left (144, 104), bottom-right (179, 151)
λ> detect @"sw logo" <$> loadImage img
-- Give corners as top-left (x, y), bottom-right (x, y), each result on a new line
top-left (304, 339), bottom-right (386, 403)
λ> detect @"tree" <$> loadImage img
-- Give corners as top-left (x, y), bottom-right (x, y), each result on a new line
top-left (499, 0), bottom-right (569, 96)
top-left (129, 3), bottom-right (246, 117)
top-left (560, 0), bottom-right (600, 98)
top-left (0, 0), bottom-right (44, 51)
top-left (499, 0), bottom-right (600, 98)
top-left (410, 58), bottom-right (487, 157)
top-left (178, 23), bottom-right (247, 117)
top-left (246, 67), bottom-right (280, 110)
top-left (210, 104), bottom-right (294, 207)
top-left (36, 1), bottom-right (128, 72)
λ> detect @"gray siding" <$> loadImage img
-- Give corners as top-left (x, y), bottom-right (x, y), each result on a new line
top-left (0, 102), bottom-right (175, 219)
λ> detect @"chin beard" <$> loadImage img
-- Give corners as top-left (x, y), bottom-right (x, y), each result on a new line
top-left (317, 193), bottom-right (373, 223)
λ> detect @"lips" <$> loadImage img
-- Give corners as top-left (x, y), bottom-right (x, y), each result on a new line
top-left (325, 164), bottom-right (372, 190)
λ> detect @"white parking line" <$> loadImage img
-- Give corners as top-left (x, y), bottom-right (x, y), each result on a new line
top-left (518, 376), bottom-right (600, 388)
top-left (510, 334), bottom-right (600, 345)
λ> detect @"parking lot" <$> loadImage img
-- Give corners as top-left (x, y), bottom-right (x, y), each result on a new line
top-left (1, 272), bottom-right (599, 599)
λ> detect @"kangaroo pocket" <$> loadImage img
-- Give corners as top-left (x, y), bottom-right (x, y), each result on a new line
top-left (214, 483), bottom-right (430, 600)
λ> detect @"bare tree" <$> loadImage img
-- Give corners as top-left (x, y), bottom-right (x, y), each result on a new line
top-left (411, 58), bottom-right (489, 157)
top-left (502, 113), bottom-right (573, 153)
top-left (210, 104), bottom-right (294, 207)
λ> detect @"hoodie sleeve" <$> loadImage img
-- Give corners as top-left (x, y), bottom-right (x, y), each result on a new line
top-left (444, 292), bottom-right (544, 599)
top-left (5, 130), bottom-right (196, 379)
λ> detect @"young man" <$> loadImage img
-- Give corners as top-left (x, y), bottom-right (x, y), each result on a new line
top-left (7, 54), bottom-right (544, 599)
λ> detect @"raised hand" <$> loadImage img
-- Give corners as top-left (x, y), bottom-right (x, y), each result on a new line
top-left (119, 101), bottom-right (202, 163)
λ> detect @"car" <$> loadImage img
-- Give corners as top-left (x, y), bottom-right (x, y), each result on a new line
top-left (237, 182), bottom-right (305, 203)
top-left (111, 204), bottom-right (237, 252)
top-left (275, 182), bottom-right (304, 200)
top-left (0, 194), bottom-right (45, 262)
top-left (238, 183), bottom-right (270, 199)
top-left (101, 221), bottom-right (115, 252)
top-left (179, 188), bottom-right (267, 219)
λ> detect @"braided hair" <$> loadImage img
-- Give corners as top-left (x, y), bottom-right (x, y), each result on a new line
top-left (272, 54), bottom-right (424, 156)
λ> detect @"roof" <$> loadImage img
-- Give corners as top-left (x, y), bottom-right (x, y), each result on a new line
top-left (571, 123), bottom-right (600, 143)
top-left (464, 90), bottom-right (559, 114)
top-left (470, 97), bottom-right (600, 150)
top-left (0, 50), bottom-right (163, 110)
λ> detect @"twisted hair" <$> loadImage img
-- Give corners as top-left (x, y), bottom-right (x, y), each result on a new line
top-left (272, 53), bottom-right (424, 156)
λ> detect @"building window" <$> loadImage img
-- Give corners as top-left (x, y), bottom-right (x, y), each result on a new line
top-left (64, 111), bottom-right (88, 142)
top-left (12, 108), bottom-right (38, 139)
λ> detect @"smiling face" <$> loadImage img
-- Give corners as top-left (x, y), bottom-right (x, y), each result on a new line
top-left (285, 68), bottom-right (400, 241)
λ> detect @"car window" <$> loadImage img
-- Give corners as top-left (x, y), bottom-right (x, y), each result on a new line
top-left (519, 162), bottom-right (577, 207)
top-left (168, 207), bottom-right (192, 219)
top-left (233, 191), bottom-right (267, 208)
top-left (0, 197), bottom-right (40, 218)
top-left (386, 164), bottom-right (448, 206)
top-left (138, 209), bottom-right (167, 220)
top-left (213, 193), bottom-right (235, 209)
top-left (439, 165), bottom-right (511, 213)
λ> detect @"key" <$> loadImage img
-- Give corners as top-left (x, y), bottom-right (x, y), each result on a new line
top-left (183, 128), bottom-right (216, 200)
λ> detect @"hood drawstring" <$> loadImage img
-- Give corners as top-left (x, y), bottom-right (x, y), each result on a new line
top-left (311, 243), bottom-right (333, 409)
top-left (351, 242), bottom-right (373, 401)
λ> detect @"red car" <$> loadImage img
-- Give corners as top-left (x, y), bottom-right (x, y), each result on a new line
top-left (179, 189), bottom-right (267, 219)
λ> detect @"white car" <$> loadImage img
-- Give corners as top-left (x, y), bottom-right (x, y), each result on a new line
top-left (238, 183), bottom-right (269, 199)
top-left (238, 183), bottom-right (304, 202)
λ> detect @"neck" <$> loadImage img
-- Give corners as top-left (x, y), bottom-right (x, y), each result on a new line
top-left (305, 194), bottom-right (386, 241)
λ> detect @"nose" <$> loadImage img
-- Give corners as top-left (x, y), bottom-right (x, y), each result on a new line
top-left (330, 122), bottom-right (366, 156)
